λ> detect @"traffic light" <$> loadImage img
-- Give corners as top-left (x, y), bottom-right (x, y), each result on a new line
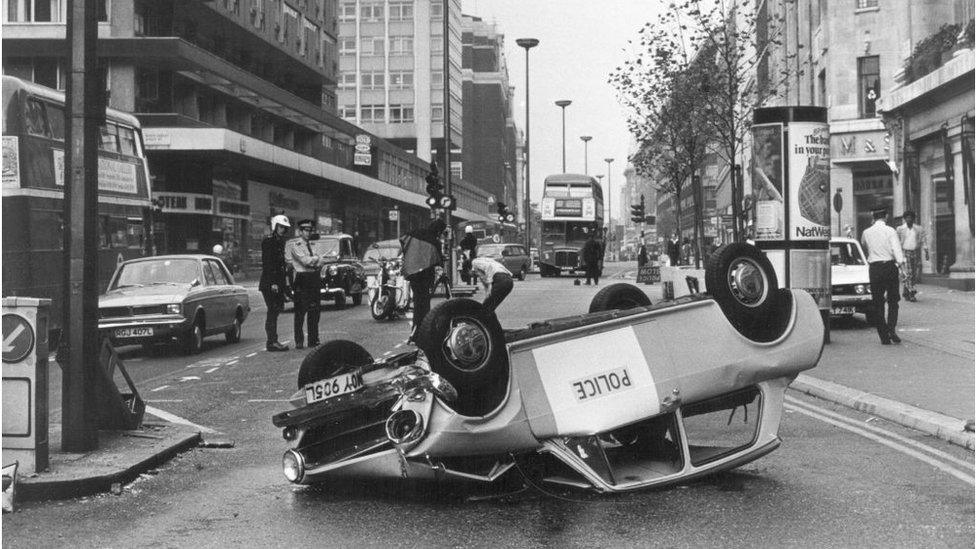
top-left (630, 194), bottom-right (646, 224)
top-left (425, 160), bottom-right (443, 198)
top-left (497, 202), bottom-right (515, 223)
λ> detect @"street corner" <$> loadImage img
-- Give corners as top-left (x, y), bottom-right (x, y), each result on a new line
top-left (13, 421), bottom-right (202, 503)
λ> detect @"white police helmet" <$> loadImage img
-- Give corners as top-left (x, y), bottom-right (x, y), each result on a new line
top-left (271, 214), bottom-right (291, 230)
top-left (211, 244), bottom-right (224, 255)
top-left (465, 226), bottom-right (473, 234)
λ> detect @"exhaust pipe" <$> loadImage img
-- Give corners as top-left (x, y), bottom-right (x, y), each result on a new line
top-left (385, 409), bottom-right (425, 445)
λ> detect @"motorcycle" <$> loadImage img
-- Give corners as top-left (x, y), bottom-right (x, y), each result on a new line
top-left (368, 257), bottom-right (412, 320)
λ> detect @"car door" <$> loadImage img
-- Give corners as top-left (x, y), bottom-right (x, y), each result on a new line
top-left (202, 259), bottom-right (231, 330)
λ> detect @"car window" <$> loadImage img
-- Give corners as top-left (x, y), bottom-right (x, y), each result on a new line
top-left (831, 242), bottom-right (866, 266)
top-left (207, 260), bottom-right (231, 285)
top-left (363, 246), bottom-right (400, 261)
top-left (477, 244), bottom-right (501, 256)
top-left (310, 238), bottom-right (341, 258)
top-left (340, 238), bottom-right (353, 258)
top-left (203, 261), bottom-right (218, 285)
top-left (112, 259), bottom-right (199, 288)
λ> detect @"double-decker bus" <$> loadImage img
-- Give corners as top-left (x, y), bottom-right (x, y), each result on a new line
top-left (2, 76), bottom-right (153, 334)
top-left (538, 173), bottom-right (604, 277)
top-left (455, 219), bottom-right (518, 245)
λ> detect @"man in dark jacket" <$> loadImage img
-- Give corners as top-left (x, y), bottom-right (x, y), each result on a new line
top-left (401, 218), bottom-right (446, 341)
top-left (259, 215), bottom-right (291, 351)
top-left (582, 232), bottom-right (603, 285)
top-left (666, 233), bottom-right (681, 266)
top-left (458, 225), bottom-right (478, 283)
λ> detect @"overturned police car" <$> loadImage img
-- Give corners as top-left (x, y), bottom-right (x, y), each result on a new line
top-left (272, 243), bottom-right (824, 493)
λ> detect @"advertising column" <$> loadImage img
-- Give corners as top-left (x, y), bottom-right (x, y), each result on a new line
top-left (752, 107), bottom-right (831, 336)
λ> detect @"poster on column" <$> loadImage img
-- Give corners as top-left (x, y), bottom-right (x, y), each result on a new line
top-left (789, 121), bottom-right (831, 240)
top-left (751, 123), bottom-right (784, 240)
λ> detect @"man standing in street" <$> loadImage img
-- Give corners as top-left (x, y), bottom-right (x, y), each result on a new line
top-left (861, 207), bottom-right (906, 345)
top-left (896, 210), bottom-right (928, 302)
top-left (259, 215), bottom-right (291, 352)
top-left (581, 232), bottom-right (603, 285)
top-left (288, 219), bottom-right (323, 349)
top-left (458, 225), bottom-right (478, 284)
top-left (470, 256), bottom-right (514, 313)
top-left (401, 218), bottom-right (446, 342)
top-left (637, 241), bottom-right (648, 268)
top-left (666, 233), bottom-right (681, 266)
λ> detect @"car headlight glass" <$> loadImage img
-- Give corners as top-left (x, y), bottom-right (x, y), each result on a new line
top-left (166, 303), bottom-right (182, 315)
top-left (282, 450), bottom-right (305, 483)
top-left (328, 265), bottom-right (339, 276)
top-left (855, 284), bottom-right (866, 294)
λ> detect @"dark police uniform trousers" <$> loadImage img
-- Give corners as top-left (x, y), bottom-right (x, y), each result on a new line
top-left (293, 271), bottom-right (321, 346)
top-left (868, 259), bottom-right (900, 339)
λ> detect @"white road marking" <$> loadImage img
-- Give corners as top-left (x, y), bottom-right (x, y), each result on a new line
top-left (245, 352), bottom-right (257, 358)
top-left (785, 402), bottom-right (974, 486)
top-left (899, 328), bottom-right (931, 332)
top-left (179, 376), bottom-right (201, 382)
top-left (786, 396), bottom-right (974, 470)
top-left (2, 324), bottom-right (26, 352)
top-left (226, 360), bottom-right (239, 366)
top-left (205, 367), bottom-right (220, 374)
top-left (144, 405), bottom-right (218, 434)
top-left (146, 399), bottom-right (183, 403)
top-left (150, 385), bottom-right (170, 392)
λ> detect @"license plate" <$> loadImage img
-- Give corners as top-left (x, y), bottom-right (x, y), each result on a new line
top-left (304, 372), bottom-right (364, 404)
top-left (832, 306), bottom-right (855, 315)
top-left (115, 327), bottom-right (154, 338)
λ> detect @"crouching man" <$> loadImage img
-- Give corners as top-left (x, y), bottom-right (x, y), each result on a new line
top-left (470, 256), bottom-right (514, 312)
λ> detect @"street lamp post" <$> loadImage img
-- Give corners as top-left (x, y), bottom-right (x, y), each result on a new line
top-left (580, 135), bottom-right (592, 174)
top-left (555, 99), bottom-right (572, 173)
top-left (604, 157), bottom-right (614, 260)
top-left (516, 38), bottom-right (539, 251)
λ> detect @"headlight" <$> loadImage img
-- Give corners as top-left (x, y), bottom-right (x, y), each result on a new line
top-left (166, 303), bottom-right (182, 314)
top-left (328, 265), bottom-right (339, 276)
top-left (855, 284), bottom-right (866, 294)
top-left (282, 449), bottom-right (305, 483)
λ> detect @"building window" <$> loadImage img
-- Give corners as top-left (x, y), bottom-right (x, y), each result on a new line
top-left (360, 104), bottom-right (385, 123)
top-left (338, 2), bottom-right (355, 21)
top-left (390, 70), bottom-right (413, 89)
top-left (361, 1), bottom-right (383, 22)
top-left (340, 105), bottom-right (357, 119)
top-left (430, 0), bottom-right (442, 19)
top-left (431, 36), bottom-right (443, 53)
top-left (361, 71), bottom-right (385, 89)
top-left (857, 55), bottom-right (880, 118)
top-left (855, 0), bottom-right (878, 9)
top-left (450, 161), bottom-right (462, 180)
top-left (361, 37), bottom-right (385, 56)
top-left (431, 70), bottom-right (444, 88)
top-left (338, 72), bottom-right (356, 89)
top-left (390, 36), bottom-right (413, 55)
top-left (390, 104), bottom-right (414, 123)
top-left (431, 104), bottom-right (443, 121)
top-left (389, 1), bottom-right (413, 21)
top-left (340, 38), bottom-right (356, 54)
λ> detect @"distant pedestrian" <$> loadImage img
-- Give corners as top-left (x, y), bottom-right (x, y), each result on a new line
top-left (401, 218), bottom-right (446, 342)
top-left (861, 207), bottom-right (905, 345)
top-left (844, 224), bottom-right (854, 239)
top-left (288, 219), bottom-right (323, 349)
top-left (896, 211), bottom-right (928, 302)
top-left (458, 225), bottom-right (478, 284)
top-left (581, 232), bottom-right (603, 285)
top-left (637, 242), bottom-right (648, 268)
top-left (259, 215), bottom-right (291, 352)
top-left (681, 238), bottom-right (692, 266)
top-left (470, 256), bottom-right (514, 312)
top-left (666, 233), bottom-right (681, 266)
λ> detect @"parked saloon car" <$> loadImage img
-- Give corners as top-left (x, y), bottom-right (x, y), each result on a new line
top-left (99, 255), bottom-right (250, 354)
top-left (476, 243), bottom-right (531, 280)
top-left (273, 243), bottom-right (824, 493)
top-left (304, 233), bottom-right (367, 308)
top-left (830, 237), bottom-right (872, 319)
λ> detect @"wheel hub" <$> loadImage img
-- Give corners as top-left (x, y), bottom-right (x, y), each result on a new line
top-left (729, 259), bottom-right (767, 306)
top-left (444, 319), bottom-right (489, 371)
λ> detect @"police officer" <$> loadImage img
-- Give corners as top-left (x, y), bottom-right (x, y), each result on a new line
top-left (861, 207), bottom-right (905, 345)
top-left (288, 219), bottom-right (323, 349)
top-left (259, 215), bottom-right (291, 352)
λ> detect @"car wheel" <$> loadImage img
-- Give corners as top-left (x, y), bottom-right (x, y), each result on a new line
top-left (415, 298), bottom-right (508, 415)
top-left (334, 293), bottom-right (346, 309)
top-left (705, 243), bottom-right (779, 330)
top-left (371, 289), bottom-right (394, 320)
top-left (297, 340), bottom-right (373, 389)
top-left (183, 318), bottom-right (204, 355)
top-left (225, 313), bottom-right (242, 344)
top-left (352, 292), bottom-right (363, 306)
top-left (518, 266), bottom-right (527, 281)
top-left (588, 283), bottom-right (652, 313)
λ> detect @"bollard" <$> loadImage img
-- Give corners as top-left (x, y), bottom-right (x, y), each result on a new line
top-left (2, 298), bottom-right (51, 474)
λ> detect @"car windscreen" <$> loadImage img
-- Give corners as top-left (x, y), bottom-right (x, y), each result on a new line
top-left (113, 259), bottom-right (199, 288)
top-left (363, 246), bottom-right (400, 262)
top-left (831, 242), bottom-right (865, 266)
top-left (309, 238), bottom-right (342, 259)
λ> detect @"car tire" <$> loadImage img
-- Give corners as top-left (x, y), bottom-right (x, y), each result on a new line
top-left (518, 266), bottom-right (527, 281)
top-left (334, 293), bottom-right (346, 309)
top-left (183, 318), bottom-right (204, 355)
top-left (225, 314), bottom-right (242, 344)
top-left (705, 243), bottom-right (779, 332)
top-left (415, 298), bottom-right (508, 415)
top-left (370, 289), bottom-right (394, 320)
top-left (297, 340), bottom-right (373, 389)
top-left (352, 292), bottom-right (363, 306)
top-left (588, 283), bottom-right (652, 313)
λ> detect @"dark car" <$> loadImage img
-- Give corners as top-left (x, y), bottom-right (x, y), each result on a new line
top-left (98, 255), bottom-right (250, 354)
top-left (476, 243), bottom-right (531, 280)
top-left (297, 233), bottom-right (367, 308)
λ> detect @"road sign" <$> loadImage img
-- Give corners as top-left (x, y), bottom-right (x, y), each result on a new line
top-left (438, 195), bottom-right (456, 210)
top-left (355, 143), bottom-right (371, 153)
top-left (2, 314), bottom-right (34, 363)
top-left (354, 153), bottom-right (372, 166)
top-left (389, 209), bottom-right (399, 221)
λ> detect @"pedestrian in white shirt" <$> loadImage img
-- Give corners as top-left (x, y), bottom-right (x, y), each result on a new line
top-left (860, 207), bottom-right (906, 345)
top-left (896, 210), bottom-right (928, 302)
top-left (470, 257), bottom-right (514, 313)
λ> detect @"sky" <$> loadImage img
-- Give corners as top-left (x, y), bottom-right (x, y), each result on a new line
top-left (460, 0), bottom-right (665, 214)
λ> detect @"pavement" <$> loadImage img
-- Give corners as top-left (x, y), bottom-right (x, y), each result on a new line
top-left (6, 265), bottom-right (973, 504)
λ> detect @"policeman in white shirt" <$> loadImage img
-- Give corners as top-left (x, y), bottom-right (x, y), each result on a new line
top-left (860, 207), bottom-right (906, 345)
top-left (896, 210), bottom-right (928, 302)
top-left (470, 256), bottom-right (514, 313)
